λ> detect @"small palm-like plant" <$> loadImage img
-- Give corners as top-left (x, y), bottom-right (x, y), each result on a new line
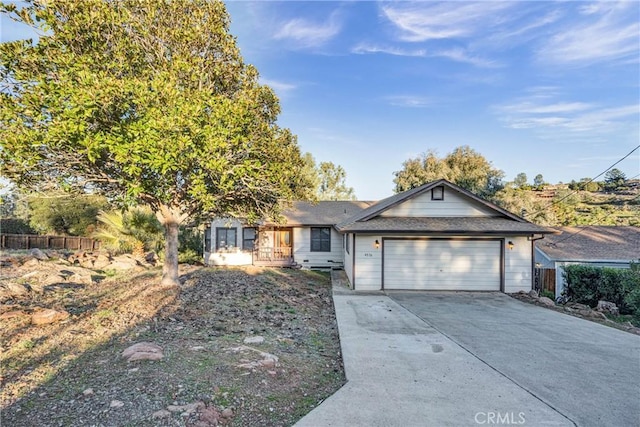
top-left (94, 208), bottom-right (163, 257)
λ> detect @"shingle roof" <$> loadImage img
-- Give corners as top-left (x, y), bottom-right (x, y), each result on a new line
top-left (276, 201), bottom-right (374, 226)
top-left (536, 226), bottom-right (640, 262)
top-left (336, 216), bottom-right (555, 234)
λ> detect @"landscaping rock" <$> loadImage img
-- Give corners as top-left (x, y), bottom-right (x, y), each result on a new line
top-left (166, 401), bottom-right (204, 414)
top-left (82, 388), bottom-right (94, 397)
top-left (528, 290), bottom-right (539, 298)
top-left (597, 300), bottom-right (619, 316)
top-left (221, 408), bottom-right (233, 418)
top-left (31, 308), bottom-right (70, 325)
top-left (29, 248), bottom-right (49, 261)
top-left (243, 335), bottom-right (265, 344)
top-left (565, 302), bottom-right (590, 311)
top-left (110, 400), bottom-right (125, 408)
top-left (0, 282), bottom-right (31, 298)
top-left (0, 310), bottom-right (26, 319)
top-left (152, 409), bottom-right (171, 419)
top-left (538, 296), bottom-right (555, 307)
top-left (107, 255), bottom-right (140, 270)
top-left (121, 342), bottom-right (164, 362)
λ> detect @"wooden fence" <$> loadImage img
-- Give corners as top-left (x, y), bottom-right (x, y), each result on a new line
top-left (534, 268), bottom-right (556, 294)
top-left (0, 234), bottom-right (101, 251)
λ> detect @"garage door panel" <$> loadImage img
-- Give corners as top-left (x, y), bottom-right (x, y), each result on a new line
top-left (384, 239), bottom-right (501, 290)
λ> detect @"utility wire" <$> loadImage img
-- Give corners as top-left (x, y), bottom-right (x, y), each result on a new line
top-left (528, 144), bottom-right (640, 220)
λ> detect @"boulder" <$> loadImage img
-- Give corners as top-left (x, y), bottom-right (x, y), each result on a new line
top-left (0, 281), bottom-right (31, 298)
top-left (122, 342), bottom-right (164, 362)
top-left (565, 302), bottom-right (590, 311)
top-left (243, 336), bottom-right (265, 344)
top-left (537, 296), bottom-right (555, 307)
top-left (528, 290), bottom-right (539, 298)
top-left (596, 300), bottom-right (619, 316)
top-left (29, 248), bottom-right (49, 260)
top-left (32, 308), bottom-right (70, 325)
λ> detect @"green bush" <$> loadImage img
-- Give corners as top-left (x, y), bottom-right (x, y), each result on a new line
top-left (563, 264), bottom-right (640, 316)
top-left (178, 226), bottom-right (203, 264)
top-left (0, 218), bottom-right (36, 234)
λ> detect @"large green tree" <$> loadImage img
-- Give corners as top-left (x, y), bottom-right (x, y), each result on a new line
top-left (0, 1), bottom-right (308, 286)
top-left (393, 146), bottom-right (504, 197)
top-left (302, 153), bottom-right (356, 201)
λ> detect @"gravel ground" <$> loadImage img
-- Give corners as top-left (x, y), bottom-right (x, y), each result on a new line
top-left (1, 255), bottom-right (345, 427)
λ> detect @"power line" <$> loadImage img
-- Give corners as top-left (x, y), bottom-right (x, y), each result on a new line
top-left (528, 144), bottom-right (640, 220)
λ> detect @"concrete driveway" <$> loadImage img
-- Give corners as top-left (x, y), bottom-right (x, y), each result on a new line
top-left (387, 292), bottom-right (640, 427)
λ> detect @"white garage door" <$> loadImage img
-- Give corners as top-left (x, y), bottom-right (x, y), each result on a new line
top-left (384, 239), bottom-right (501, 291)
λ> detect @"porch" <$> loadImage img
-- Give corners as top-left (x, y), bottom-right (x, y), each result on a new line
top-left (252, 246), bottom-right (294, 267)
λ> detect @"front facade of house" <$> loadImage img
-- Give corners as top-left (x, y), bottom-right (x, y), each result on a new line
top-left (535, 226), bottom-right (640, 298)
top-left (205, 180), bottom-right (555, 293)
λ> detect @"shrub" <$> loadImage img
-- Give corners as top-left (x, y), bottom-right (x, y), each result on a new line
top-left (178, 226), bottom-right (203, 264)
top-left (563, 264), bottom-right (640, 316)
top-left (0, 218), bottom-right (36, 234)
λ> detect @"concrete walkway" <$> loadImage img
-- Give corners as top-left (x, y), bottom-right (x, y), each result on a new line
top-left (295, 274), bottom-right (572, 427)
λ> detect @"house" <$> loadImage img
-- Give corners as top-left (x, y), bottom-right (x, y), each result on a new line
top-left (204, 200), bottom-right (372, 268)
top-left (205, 179), bottom-right (556, 293)
top-left (534, 226), bottom-right (640, 299)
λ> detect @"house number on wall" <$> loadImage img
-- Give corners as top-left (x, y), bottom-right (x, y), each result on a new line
top-left (364, 253), bottom-right (373, 257)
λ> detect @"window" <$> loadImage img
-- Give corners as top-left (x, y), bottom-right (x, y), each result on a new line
top-left (345, 234), bottom-right (350, 254)
top-left (431, 186), bottom-right (444, 200)
top-left (311, 227), bottom-right (331, 252)
top-left (216, 227), bottom-right (237, 250)
top-left (204, 227), bottom-right (212, 252)
top-left (243, 228), bottom-right (256, 250)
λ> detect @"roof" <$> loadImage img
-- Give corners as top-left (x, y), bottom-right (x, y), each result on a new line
top-left (277, 201), bottom-right (374, 226)
top-left (336, 179), bottom-right (555, 235)
top-left (536, 226), bottom-right (640, 262)
top-left (336, 216), bottom-right (555, 234)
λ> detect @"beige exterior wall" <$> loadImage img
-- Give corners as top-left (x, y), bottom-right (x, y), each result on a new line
top-left (294, 227), bottom-right (344, 269)
top-left (379, 189), bottom-right (497, 218)
top-left (504, 236), bottom-right (533, 293)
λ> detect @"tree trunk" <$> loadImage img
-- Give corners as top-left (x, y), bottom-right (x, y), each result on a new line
top-left (157, 205), bottom-right (182, 288)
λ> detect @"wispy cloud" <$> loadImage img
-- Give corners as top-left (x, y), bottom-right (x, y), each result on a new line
top-left (539, 1), bottom-right (639, 65)
top-left (494, 89), bottom-right (639, 134)
top-left (260, 78), bottom-right (297, 95)
top-left (380, 2), bottom-right (516, 42)
top-left (386, 95), bottom-right (432, 108)
top-left (351, 43), bottom-right (426, 57)
top-left (432, 48), bottom-right (501, 68)
top-left (274, 12), bottom-right (341, 48)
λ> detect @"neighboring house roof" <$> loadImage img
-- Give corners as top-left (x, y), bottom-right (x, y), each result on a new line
top-left (336, 216), bottom-right (553, 234)
top-left (336, 179), bottom-right (555, 235)
top-left (277, 201), bottom-right (374, 226)
top-left (536, 226), bottom-right (640, 263)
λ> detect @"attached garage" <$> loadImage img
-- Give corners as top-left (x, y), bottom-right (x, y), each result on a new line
top-left (383, 238), bottom-right (502, 291)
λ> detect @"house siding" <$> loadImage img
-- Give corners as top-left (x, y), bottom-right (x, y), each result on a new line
top-left (504, 236), bottom-right (533, 293)
top-left (204, 219), bottom-right (252, 266)
top-left (293, 227), bottom-right (344, 269)
top-left (344, 233), bottom-right (354, 288)
top-left (352, 235), bottom-right (383, 291)
top-left (379, 189), bottom-right (496, 218)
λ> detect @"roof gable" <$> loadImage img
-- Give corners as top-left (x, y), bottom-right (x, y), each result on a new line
top-left (345, 179), bottom-right (525, 223)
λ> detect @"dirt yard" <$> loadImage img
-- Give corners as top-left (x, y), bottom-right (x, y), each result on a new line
top-left (0, 252), bottom-right (345, 426)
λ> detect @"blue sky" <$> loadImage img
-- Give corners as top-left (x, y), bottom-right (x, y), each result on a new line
top-left (2, 1), bottom-right (639, 200)
top-left (225, 0), bottom-right (640, 199)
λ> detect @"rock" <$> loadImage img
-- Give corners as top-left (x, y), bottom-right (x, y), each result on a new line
top-left (0, 310), bottom-right (26, 319)
top-left (68, 273), bottom-right (93, 285)
top-left (565, 302), bottom-right (590, 311)
top-left (166, 401), bottom-right (204, 414)
top-left (92, 253), bottom-right (112, 269)
top-left (145, 251), bottom-right (158, 265)
top-left (42, 274), bottom-right (66, 286)
top-left (221, 408), bottom-right (233, 418)
top-left (152, 409), bottom-right (172, 419)
top-left (537, 297), bottom-right (555, 307)
top-left (110, 400), bottom-right (125, 408)
top-left (243, 335), bottom-right (265, 344)
top-left (589, 310), bottom-right (607, 320)
top-left (31, 308), bottom-right (70, 325)
top-left (0, 282), bottom-right (31, 298)
top-left (528, 290), bottom-right (539, 298)
top-left (597, 300), bottom-right (619, 316)
top-left (121, 342), bottom-right (164, 362)
top-left (30, 248), bottom-right (49, 260)
top-left (82, 388), bottom-right (94, 396)
top-left (22, 258), bottom-right (40, 268)
top-left (107, 255), bottom-right (140, 270)
top-left (196, 406), bottom-right (221, 426)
